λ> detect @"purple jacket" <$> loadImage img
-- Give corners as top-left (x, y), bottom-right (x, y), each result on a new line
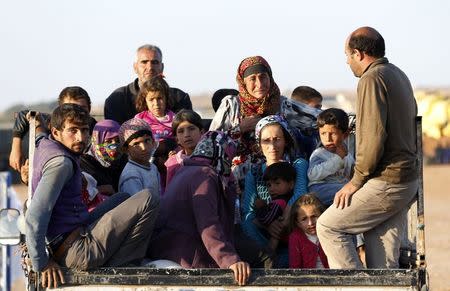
top-left (32, 137), bottom-right (88, 239)
top-left (149, 158), bottom-right (240, 268)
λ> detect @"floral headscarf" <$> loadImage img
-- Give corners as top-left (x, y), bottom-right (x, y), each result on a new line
top-left (255, 115), bottom-right (299, 161)
top-left (89, 119), bottom-right (121, 167)
top-left (191, 131), bottom-right (238, 178)
top-left (237, 56), bottom-right (281, 118)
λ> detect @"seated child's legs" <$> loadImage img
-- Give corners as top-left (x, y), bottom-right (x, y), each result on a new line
top-left (240, 218), bottom-right (269, 248)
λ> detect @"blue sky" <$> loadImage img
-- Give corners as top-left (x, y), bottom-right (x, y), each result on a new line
top-left (1, 0), bottom-right (449, 111)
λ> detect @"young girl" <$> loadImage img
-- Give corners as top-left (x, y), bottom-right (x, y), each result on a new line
top-left (288, 193), bottom-right (329, 269)
top-left (135, 76), bottom-right (175, 141)
top-left (164, 109), bottom-right (204, 186)
top-left (135, 76), bottom-right (177, 189)
top-left (118, 118), bottom-right (160, 197)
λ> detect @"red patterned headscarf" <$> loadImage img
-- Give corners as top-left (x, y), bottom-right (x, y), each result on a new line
top-left (237, 56), bottom-right (281, 118)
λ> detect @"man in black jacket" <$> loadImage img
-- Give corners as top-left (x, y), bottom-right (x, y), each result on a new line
top-left (104, 44), bottom-right (192, 124)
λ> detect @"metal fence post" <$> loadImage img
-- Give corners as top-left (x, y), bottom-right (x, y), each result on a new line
top-left (0, 172), bottom-right (12, 291)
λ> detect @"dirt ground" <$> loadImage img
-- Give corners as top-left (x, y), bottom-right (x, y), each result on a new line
top-left (422, 165), bottom-right (450, 290)
top-left (9, 165), bottom-right (450, 290)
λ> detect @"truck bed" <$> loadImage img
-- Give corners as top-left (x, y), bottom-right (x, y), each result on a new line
top-left (49, 267), bottom-right (427, 291)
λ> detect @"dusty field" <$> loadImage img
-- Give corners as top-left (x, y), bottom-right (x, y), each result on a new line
top-left (9, 165), bottom-right (450, 290)
top-left (422, 165), bottom-right (450, 290)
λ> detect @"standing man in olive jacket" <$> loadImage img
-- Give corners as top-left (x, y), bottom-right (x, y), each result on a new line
top-left (317, 27), bottom-right (418, 269)
top-left (104, 44), bottom-right (192, 124)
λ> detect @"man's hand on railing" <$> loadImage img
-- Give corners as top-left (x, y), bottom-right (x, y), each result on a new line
top-left (229, 261), bottom-right (251, 286)
top-left (41, 258), bottom-right (65, 289)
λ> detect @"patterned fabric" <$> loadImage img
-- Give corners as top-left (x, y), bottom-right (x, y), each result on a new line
top-left (254, 114), bottom-right (299, 161)
top-left (237, 56), bottom-right (281, 118)
top-left (255, 199), bottom-right (287, 226)
top-left (191, 131), bottom-right (237, 179)
top-left (89, 119), bottom-right (121, 167)
top-left (281, 98), bottom-right (321, 135)
top-left (118, 118), bottom-right (153, 147)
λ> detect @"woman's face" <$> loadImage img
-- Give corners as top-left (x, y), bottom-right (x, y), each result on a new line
top-left (243, 72), bottom-right (270, 99)
top-left (259, 124), bottom-right (286, 163)
top-left (145, 90), bottom-right (166, 117)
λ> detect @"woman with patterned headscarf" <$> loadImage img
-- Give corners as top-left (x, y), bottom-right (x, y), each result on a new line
top-left (240, 115), bottom-right (309, 267)
top-left (148, 131), bottom-right (251, 286)
top-left (209, 56), bottom-right (285, 193)
top-left (80, 119), bottom-right (128, 194)
top-left (210, 55), bottom-right (282, 142)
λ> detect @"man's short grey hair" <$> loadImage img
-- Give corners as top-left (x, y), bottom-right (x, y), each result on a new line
top-left (135, 44), bottom-right (163, 61)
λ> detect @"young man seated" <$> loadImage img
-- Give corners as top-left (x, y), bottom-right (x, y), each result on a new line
top-left (25, 104), bottom-right (159, 288)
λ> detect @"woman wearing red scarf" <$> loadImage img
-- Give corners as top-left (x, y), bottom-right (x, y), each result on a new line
top-left (236, 56), bottom-right (281, 118)
top-left (210, 56), bottom-right (283, 193)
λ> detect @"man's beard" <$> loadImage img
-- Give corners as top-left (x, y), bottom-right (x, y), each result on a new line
top-left (71, 142), bottom-right (86, 155)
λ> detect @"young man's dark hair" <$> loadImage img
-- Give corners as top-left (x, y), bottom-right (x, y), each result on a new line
top-left (317, 108), bottom-right (349, 133)
top-left (58, 86), bottom-right (92, 112)
top-left (348, 28), bottom-right (385, 58)
top-left (291, 86), bottom-right (323, 104)
top-left (51, 103), bottom-right (91, 131)
top-left (263, 161), bottom-right (296, 182)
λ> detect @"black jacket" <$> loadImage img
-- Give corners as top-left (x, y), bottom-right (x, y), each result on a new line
top-left (80, 153), bottom-right (128, 192)
top-left (104, 78), bottom-right (192, 125)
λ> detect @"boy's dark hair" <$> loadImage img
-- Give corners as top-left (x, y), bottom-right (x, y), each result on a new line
top-left (288, 193), bottom-right (325, 233)
top-left (263, 161), bottom-right (296, 183)
top-left (291, 86), bottom-right (323, 103)
top-left (317, 108), bottom-right (349, 132)
top-left (172, 109), bottom-right (204, 133)
top-left (51, 103), bottom-right (90, 131)
top-left (348, 28), bottom-right (385, 58)
top-left (136, 76), bottom-right (170, 113)
top-left (211, 88), bottom-right (239, 112)
top-left (58, 86), bottom-right (91, 112)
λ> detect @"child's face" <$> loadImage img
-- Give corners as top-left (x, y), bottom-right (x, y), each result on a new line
top-left (145, 90), bottom-right (166, 118)
top-left (175, 121), bottom-right (202, 154)
top-left (126, 134), bottom-right (155, 165)
top-left (267, 178), bottom-right (294, 198)
top-left (319, 124), bottom-right (347, 154)
top-left (296, 205), bottom-right (321, 236)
